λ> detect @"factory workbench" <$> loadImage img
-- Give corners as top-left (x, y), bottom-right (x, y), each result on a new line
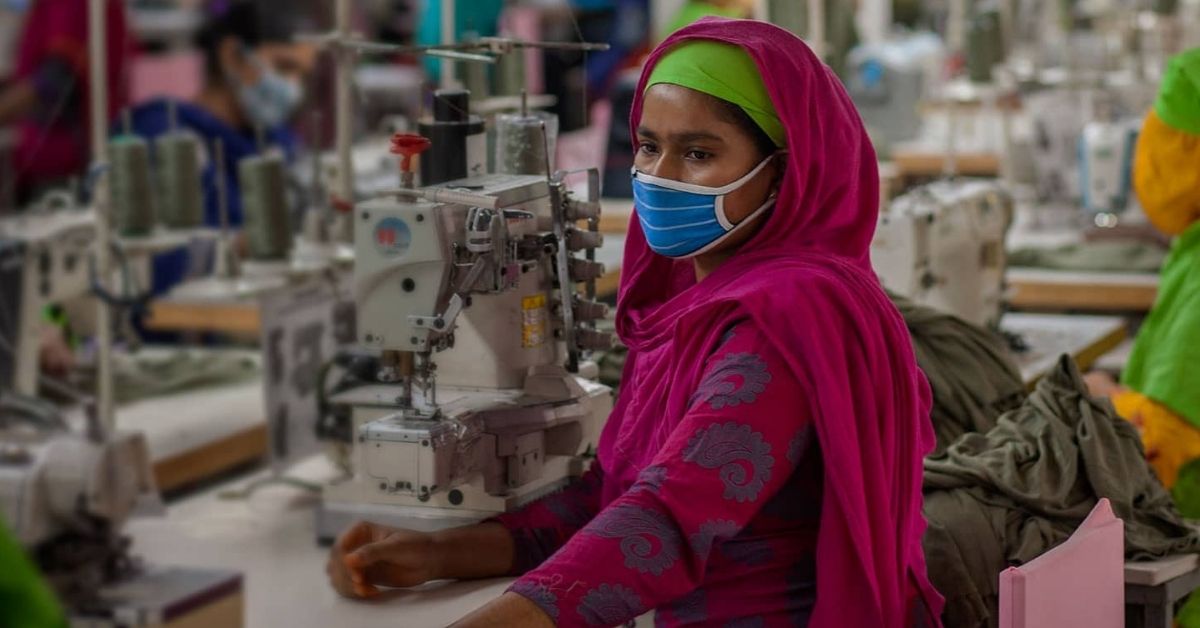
top-left (67, 373), bottom-right (267, 494)
top-left (1007, 267), bottom-right (1159, 312)
top-left (1002, 313), bottom-right (1127, 386)
top-left (126, 455), bottom-right (654, 628)
top-left (1005, 203), bottom-right (1162, 312)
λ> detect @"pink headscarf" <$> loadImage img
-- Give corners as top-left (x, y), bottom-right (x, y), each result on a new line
top-left (599, 18), bottom-right (944, 626)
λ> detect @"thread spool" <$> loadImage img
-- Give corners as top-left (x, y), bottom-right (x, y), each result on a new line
top-left (238, 153), bottom-right (292, 261)
top-left (418, 89), bottom-right (486, 185)
top-left (155, 132), bottom-right (203, 229)
top-left (495, 50), bottom-right (525, 97)
top-left (494, 111), bottom-right (558, 175)
top-left (108, 135), bottom-right (156, 237)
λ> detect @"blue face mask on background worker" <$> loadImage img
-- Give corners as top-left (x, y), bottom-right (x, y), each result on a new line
top-left (230, 48), bottom-right (303, 130)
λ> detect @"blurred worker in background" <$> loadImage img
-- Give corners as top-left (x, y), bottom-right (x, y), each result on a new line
top-left (125, 0), bottom-right (316, 295)
top-left (0, 0), bottom-right (132, 206)
top-left (1086, 47), bottom-right (1200, 513)
top-left (1085, 45), bottom-right (1200, 627)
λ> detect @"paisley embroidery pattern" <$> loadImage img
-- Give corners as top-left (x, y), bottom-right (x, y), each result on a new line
top-left (630, 464), bottom-right (669, 494)
top-left (577, 583), bottom-right (643, 627)
top-left (688, 519), bottom-right (740, 557)
top-left (683, 422), bottom-right (775, 502)
top-left (585, 504), bottom-right (681, 575)
top-left (689, 353), bottom-right (772, 410)
top-left (510, 580), bottom-right (559, 621)
top-left (787, 425), bottom-right (812, 465)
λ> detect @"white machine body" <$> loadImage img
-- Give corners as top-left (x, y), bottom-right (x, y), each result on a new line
top-left (0, 207), bottom-right (95, 396)
top-left (846, 33), bottom-right (945, 154)
top-left (871, 180), bottom-right (1014, 329)
top-left (1079, 118), bottom-right (1138, 219)
top-left (0, 427), bottom-right (158, 548)
top-left (320, 173), bottom-right (613, 537)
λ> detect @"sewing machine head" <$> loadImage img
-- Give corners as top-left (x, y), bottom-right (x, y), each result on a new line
top-left (320, 171), bottom-right (613, 535)
top-left (872, 180), bottom-right (1014, 329)
top-left (353, 172), bottom-right (609, 409)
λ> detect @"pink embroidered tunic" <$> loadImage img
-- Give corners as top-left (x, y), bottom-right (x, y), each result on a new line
top-left (496, 323), bottom-right (824, 627)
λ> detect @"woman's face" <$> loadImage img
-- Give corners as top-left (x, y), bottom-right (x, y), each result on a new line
top-left (635, 83), bottom-right (782, 252)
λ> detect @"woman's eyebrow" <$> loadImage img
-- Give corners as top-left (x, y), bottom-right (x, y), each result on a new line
top-left (670, 130), bottom-right (725, 145)
top-left (636, 126), bottom-right (659, 140)
top-left (636, 126), bottom-right (727, 145)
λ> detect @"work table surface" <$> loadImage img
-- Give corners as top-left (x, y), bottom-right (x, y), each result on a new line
top-left (128, 454), bottom-right (658, 627)
top-left (126, 456), bottom-right (513, 628)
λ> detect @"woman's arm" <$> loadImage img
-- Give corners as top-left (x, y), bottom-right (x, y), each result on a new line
top-left (328, 465), bottom-right (606, 598)
top-left (466, 324), bottom-right (814, 627)
top-left (489, 463), bottom-right (607, 575)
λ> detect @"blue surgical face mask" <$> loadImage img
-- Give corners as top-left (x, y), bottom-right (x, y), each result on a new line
top-left (231, 53), bottom-right (303, 130)
top-left (632, 153), bottom-right (781, 258)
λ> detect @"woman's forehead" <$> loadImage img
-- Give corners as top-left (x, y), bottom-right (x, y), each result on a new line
top-left (640, 84), bottom-right (735, 135)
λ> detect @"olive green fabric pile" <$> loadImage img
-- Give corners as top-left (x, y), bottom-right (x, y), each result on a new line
top-left (922, 356), bottom-right (1200, 627)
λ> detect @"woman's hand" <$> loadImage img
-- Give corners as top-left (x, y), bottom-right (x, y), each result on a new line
top-left (38, 324), bottom-right (75, 377)
top-left (326, 522), bottom-right (439, 599)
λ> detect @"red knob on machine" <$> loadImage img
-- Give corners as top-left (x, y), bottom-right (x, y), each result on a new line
top-left (390, 133), bottom-right (432, 174)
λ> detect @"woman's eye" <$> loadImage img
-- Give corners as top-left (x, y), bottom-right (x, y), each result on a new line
top-left (685, 149), bottom-right (712, 160)
top-left (637, 142), bottom-right (659, 156)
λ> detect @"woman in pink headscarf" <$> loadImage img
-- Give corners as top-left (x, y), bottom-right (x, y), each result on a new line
top-left (327, 18), bottom-right (942, 627)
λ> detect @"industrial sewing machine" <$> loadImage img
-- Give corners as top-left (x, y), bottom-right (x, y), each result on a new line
top-left (872, 180), bottom-right (1015, 329)
top-left (846, 33), bottom-right (946, 155)
top-left (317, 164), bottom-right (614, 539)
top-left (0, 195), bottom-right (96, 397)
top-left (0, 399), bottom-right (245, 626)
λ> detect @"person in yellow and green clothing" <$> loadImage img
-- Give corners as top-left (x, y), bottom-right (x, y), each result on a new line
top-left (1083, 45), bottom-right (1200, 626)
top-left (1087, 47), bottom-right (1200, 502)
top-left (0, 518), bottom-right (68, 628)
top-left (1109, 47), bottom-right (1200, 504)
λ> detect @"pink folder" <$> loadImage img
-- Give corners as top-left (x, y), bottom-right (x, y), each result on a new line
top-left (999, 498), bottom-right (1125, 628)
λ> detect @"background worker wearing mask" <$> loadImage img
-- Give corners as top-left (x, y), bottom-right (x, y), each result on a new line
top-left (126, 1), bottom-right (315, 294)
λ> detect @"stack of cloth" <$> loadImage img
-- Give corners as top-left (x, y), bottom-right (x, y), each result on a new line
top-left (896, 293), bottom-right (1200, 627)
top-left (922, 355), bottom-right (1200, 627)
top-left (75, 347), bottom-right (260, 404)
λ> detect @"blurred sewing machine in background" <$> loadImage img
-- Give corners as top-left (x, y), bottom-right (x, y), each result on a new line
top-left (872, 179), bottom-right (1015, 329)
top-left (0, 399), bottom-right (245, 626)
top-left (846, 32), bottom-right (946, 155)
top-left (0, 193), bottom-right (96, 398)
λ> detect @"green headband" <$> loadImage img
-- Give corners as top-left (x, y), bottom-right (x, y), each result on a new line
top-left (1155, 47), bottom-right (1200, 137)
top-left (645, 40), bottom-right (786, 148)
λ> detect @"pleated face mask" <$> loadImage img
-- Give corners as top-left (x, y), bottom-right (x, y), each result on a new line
top-left (632, 153), bottom-right (781, 258)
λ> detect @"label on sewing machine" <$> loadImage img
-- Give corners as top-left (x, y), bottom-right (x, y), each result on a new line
top-left (522, 295), bottom-right (548, 348)
top-left (372, 217), bottom-right (412, 258)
